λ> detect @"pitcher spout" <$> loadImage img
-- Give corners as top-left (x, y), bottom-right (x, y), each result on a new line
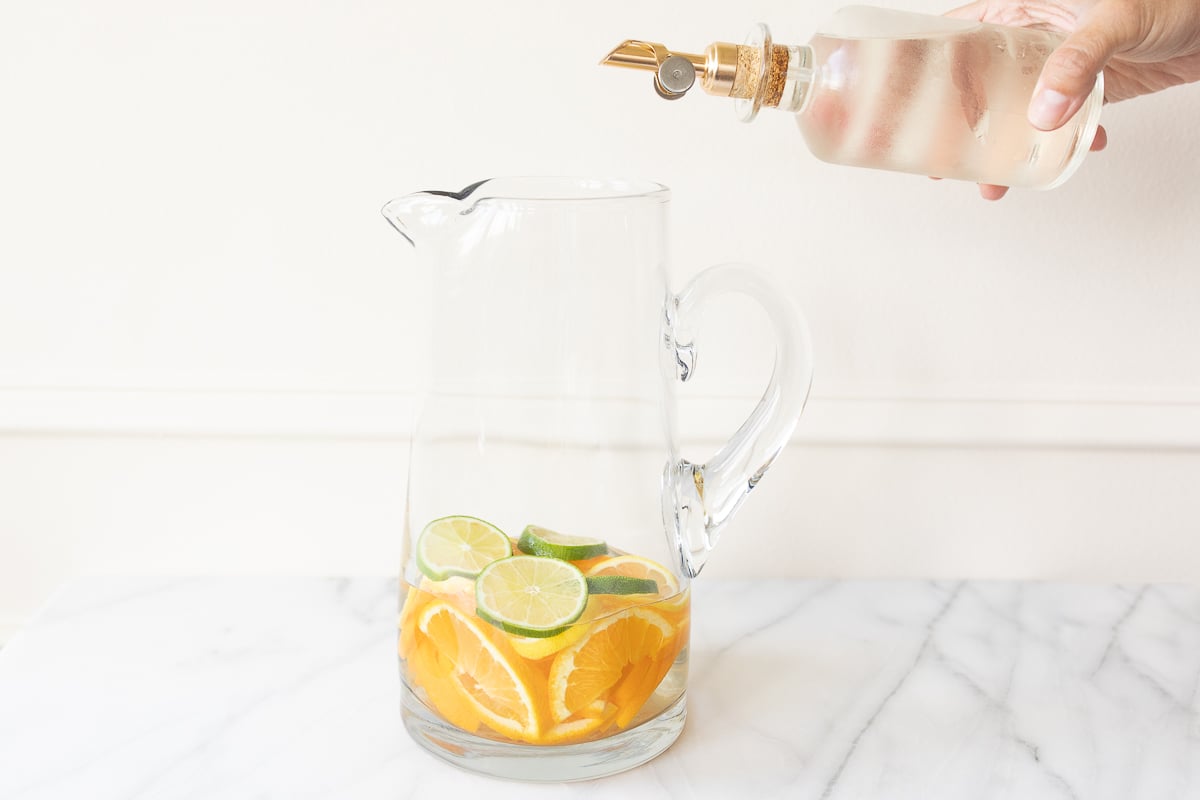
top-left (381, 179), bottom-right (491, 246)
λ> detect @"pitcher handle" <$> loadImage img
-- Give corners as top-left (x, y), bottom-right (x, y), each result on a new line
top-left (663, 264), bottom-right (814, 577)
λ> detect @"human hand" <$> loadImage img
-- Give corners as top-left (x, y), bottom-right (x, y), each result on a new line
top-left (948, 0), bottom-right (1200, 200)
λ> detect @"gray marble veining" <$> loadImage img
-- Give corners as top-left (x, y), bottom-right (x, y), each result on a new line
top-left (0, 577), bottom-right (1197, 799)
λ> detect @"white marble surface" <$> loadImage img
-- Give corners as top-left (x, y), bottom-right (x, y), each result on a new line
top-left (0, 577), bottom-right (1198, 799)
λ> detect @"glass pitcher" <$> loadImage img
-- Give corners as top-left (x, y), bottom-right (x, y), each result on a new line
top-left (382, 177), bottom-right (813, 781)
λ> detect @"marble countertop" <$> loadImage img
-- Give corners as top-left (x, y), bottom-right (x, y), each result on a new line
top-left (0, 577), bottom-right (1197, 799)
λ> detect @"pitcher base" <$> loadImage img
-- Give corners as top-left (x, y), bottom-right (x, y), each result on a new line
top-left (401, 686), bottom-right (687, 782)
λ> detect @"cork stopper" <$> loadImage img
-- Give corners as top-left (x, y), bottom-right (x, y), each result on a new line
top-left (761, 45), bottom-right (791, 108)
top-left (705, 43), bottom-right (790, 105)
top-left (733, 45), bottom-right (762, 99)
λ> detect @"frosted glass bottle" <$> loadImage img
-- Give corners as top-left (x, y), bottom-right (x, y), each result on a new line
top-left (604, 6), bottom-right (1105, 189)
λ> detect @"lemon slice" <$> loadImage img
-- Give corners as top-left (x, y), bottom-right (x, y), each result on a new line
top-left (415, 516), bottom-right (512, 581)
top-left (509, 593), bottom-right (621, 660)
top-left (517, 525), bottom-right (608, 561)
top-left (475, 555), bottom-right (588, 638)
top-left (509, 623), bottom-right (590, 661)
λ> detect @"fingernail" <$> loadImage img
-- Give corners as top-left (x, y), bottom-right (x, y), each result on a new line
top-left (1028, 89), bottom-right (1071, 130)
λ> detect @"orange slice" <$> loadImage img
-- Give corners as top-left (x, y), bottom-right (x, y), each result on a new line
top-left (609, 639), bottom-right (685, 728)
top-left (539, 700), bottom-right (618, 745)
top-left (418, 576), bottom-right (476, 611)
top-left (540, 715), bottom-right (609, 745)
top-left (416, 601), bottom-right (545, 742)
top-left (547, 607), bottom-right (677, 724)
top-left (585, 555), bottom-right (683, 605)
top-left (406, 637), bottom-right (482, 734)
top-left (398, 585), bottom-right (428, 660)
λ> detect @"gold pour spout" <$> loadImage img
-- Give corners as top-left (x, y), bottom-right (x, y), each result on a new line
top-left (601, 26), bottom-right (796, 121)
top-left (600, 40), bottom-right (707, 100)
top-left (601, 41), bottom-right (705, 73)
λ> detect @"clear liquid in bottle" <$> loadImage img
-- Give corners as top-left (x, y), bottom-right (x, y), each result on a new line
top-left (796, 6), bottom-right (1103, 188)
top-left (600, 6), bottom-right (1104, 188)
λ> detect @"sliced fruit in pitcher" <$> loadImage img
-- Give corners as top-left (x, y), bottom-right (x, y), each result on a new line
top-left (402, 515), bottom-right (693, 745)
top-left (415, 516), bottom-right (512, 581)
top-left (585, 554), bottom-right (680, 598)
top-left (608, 639), bottom-right (684, 729)
top-left (405, 635), bottom-right (482, 734)
top-left (516, 525), bottom-right (608, 561)
top-left (416, 601), bottom-right (545, 741)
top-left (507, 591), bottom-right (635, 661)
top-left (417, 575), bottom-right (476, 610)
top-left (547, 607), bottom-right (679, 724)
top-left (585, 554), bottom-right (687, 611)
top-left (539, 703), bottom-right (618, 745)
top-left (399, 585), bottom-right (427, 658)
top-left (475, 555), bottom-right (588, 638)
top-left (508, 623), bottom-right (590, 661)
top-left (585, 575), bottom-right (659, 595)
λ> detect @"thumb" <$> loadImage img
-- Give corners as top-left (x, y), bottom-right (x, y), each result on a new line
top-left (1028, 9), bottom-right (1128, 130)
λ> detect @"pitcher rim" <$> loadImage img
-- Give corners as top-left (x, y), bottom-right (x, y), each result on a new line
top-left (413, 177), bottom-right (671, 206)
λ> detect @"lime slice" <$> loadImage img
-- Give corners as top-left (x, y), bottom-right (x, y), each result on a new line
top-left (415, 516), bottom-right (512, 581)
top-left (585, 575), bottom-right (659, 595)
top-left (517, 525), bottom-right (608, 561)
top-left (475, 555), bottom-right (588, 638)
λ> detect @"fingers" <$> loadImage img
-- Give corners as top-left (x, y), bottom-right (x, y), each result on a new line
top-left (932, 177), bottom-right (1008, 201)
top-left (944, 0), bottom-right (989, 20)
top-left (978, 184), bottom-right (1010, 201)
top-left (972, 124), bottom-right (1105, 199)
top-left (1028, 5), bottom-right (1133, 129)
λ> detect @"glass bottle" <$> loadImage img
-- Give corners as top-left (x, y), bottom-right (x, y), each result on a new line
top-left (602, 5), bottom-right (1104, 189)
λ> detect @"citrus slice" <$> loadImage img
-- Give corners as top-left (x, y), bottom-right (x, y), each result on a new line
top-left (416, 601), bottom-right (544, 741)
top-left (475, 555), bottom-right (588, 638)
top-left (405, 637), bottom-right (482, 734)
top-left (585, 575), bottom-right (659, 595)
top-left (585, 554), bottom-right (686, 612)
top-left (609, 642), bottom-right (684, 729)
top-left (508, 593), bottom-right (617, 661)
top-left (578, 699), bottom-right (618, 719)
top-left (509, 623), bottom-right (590, 661)
top-left (398, 584), bottom-right (427, 659)
top-left (585, 555), bottom-right (680, 598)
top-left (517, 525), bottom-right (608, 561)
top-left (540, 712), bottom-right (613, 745)
top-left (415, 576), bottom-right (476, 617)
top-left (415, 516), bottom-right (512, 581)
top-left (547, 607), bottom-right (677, 723)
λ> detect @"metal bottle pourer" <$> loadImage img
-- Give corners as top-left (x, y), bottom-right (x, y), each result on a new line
top-left (601, 27), bottom-right (801, 121)
top-left (600, 41), bottom-right (705, 100)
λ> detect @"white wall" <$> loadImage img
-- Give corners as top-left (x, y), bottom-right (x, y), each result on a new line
top-left (3, 0), bottom-right (1200, 639)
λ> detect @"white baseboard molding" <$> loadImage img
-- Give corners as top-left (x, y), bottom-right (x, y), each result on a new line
top-left (2, 387), bottom-right (1200, 450)
top-left (800, 395), bottom-right (1200, 450)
